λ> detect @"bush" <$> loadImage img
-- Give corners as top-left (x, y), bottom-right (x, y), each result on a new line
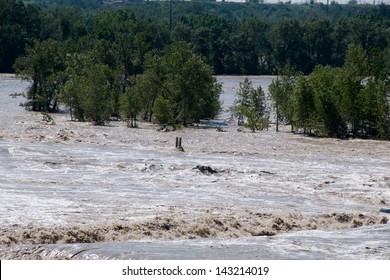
top-left (152, 96), bottom-right (174, 128)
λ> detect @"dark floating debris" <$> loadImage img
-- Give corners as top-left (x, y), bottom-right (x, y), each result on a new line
top-left (194, 165), bottom-right (218, 175)
top-left (379, 208), bottom-right (390, 214)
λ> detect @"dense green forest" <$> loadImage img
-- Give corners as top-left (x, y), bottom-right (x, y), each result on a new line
top-left (2, 0), bottom-right (390, 74)
top-left (1, 0), bottom-right (390, 138)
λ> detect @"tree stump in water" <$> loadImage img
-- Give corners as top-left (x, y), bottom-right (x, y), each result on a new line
top-left (175, 137), bottom-right (184, 152)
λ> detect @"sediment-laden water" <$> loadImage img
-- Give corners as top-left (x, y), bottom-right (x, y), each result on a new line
top-left (0, 75), bottom-right (389, 259)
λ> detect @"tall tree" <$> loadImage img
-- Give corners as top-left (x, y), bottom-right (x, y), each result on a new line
top-left (70, 63), bottom-right (115, 125)
top-left (337, 45), bottom-right (367, 136)
top-left (268, 78), bottom-right (283, 132)
top-left (61, 53), bottom-right (117, 125)
top-left (303, 19), bottom-right (334, 73)
top-left (229, 18), bottom-right (271, 75)
top-left (120, 83), bottom-right (143, 128)
top-left (359, 78), bottom-right (390, 139)
top-left (152, 96), bottom-right (175, 129)
top-left (138, 54), bottom-right (168, 122)
top-left (310, 66), bottom-right (346, 137)
top-left (0, 0), bottom-right (43, 72)
top-left (120, 42), bottom-right (221, 127)
top-left (234, 78), bottom-right (252, 126)
top-left (233, 78), bottom-right (268, 132)
top-left (269, 64), bottom-right (299, 132)
top-left (14, 39), bottom-right (65, 112)
top-left (269, 19), bottom-right (309, 74)
top-left (156, 42), bottom-right (221, 126)
top-left (293, 76), bottom-right (316, 134)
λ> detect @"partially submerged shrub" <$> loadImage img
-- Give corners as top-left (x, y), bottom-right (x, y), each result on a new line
top-left (41, 112), bottom-right (55, 125)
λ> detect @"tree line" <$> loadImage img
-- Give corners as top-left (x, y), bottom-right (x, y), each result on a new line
top-left (232, 44), bottom-right (390, 140)
top-left (1, 0), bottom-right (390, 138)
top-left (2, 0), bottom-right (390, 74)
top-left (267, 45), bottom-right (390, 140)
top-left (14, 38), bottom-right (221, 127)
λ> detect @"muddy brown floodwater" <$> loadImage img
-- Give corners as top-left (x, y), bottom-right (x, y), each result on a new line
top-left (0, 75), bottom-right (389, 259)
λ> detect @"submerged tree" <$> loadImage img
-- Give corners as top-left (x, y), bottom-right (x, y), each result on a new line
top-left (309, 66), bottom-right (346, 137)
top-left (293, 76), bottom-right (316, 134)
top-left (120, 78), bottom-right (143, 128)
top-left (152, 96), bottom-right (175, 129)
top-left (233, 78), bottom-right (252, 126)
top-left (233, 78), bottom-right (268, 132)
top-left (269, 64), bottom-right (299, 132)
top-left (14, 39), bottom-right (65, 112)
top-left (75, 63), bottom-right (115, 125)
top-left (133, 42), bottom-right (221, 127)
top-left (61, 55), bottom-right (117, 125)
top-left (163, 42), bottom-right (222, 126)
top-left (292, 45), bottom-right (390, 139)
top-left (138, 54), bottom-right (168, 122)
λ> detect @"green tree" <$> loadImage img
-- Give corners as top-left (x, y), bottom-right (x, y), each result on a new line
top-left (268, 78), bottom-right (283, 132)
top-left (310, 66), bottom-right (345, 137)
top-left (79, 63), bottom-right (115, 125)
top-left (346, 17), bottom-right (389, 55)
top-left (291, 44), bottom-right (390, 139)
top-left (152, 96), bottom-right (174, 129)
top-left (60, 75), bottom-right (85, 121)
top-left (61, 60), bottom-right (116, 125)
top-left (268, 64), bottom-right (298, 132)
top-left (120, 83), bottom-right (143, 128)
top-left (113, 32), bottom-right (147, 87)
top-left (303, 19), bottom-right (334, 73)
top-left (138, 54), bottom-right (168, 122)
top-left (229, 18), bottom-right (271, 75)
top-left (359, 78), bottom-right (390, 139)
top-left (60, 52), bottom-right (90, 121)
top-left (233, 78), bottom-right (268, 132)
top-left (161, 42), bottom-right (221, 126)
top-left (0, 0), bottom-right (43, 72)
top-left (293, 76), bottom-right (316, 134)
top-left (170, 43), bottom-right (221, 125)
top-left (181, 15), bottom-right (233, 75)
top-left (14, 39), bottom-right (65, 112)
top-left (234, 78), bottom-right (252, 126)
top-left (336, 45), bottom-right (367, 136)
top-left (123, 42), bottom-right (221, 127)
top-left (269, 19), bottom-right (308, 73)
